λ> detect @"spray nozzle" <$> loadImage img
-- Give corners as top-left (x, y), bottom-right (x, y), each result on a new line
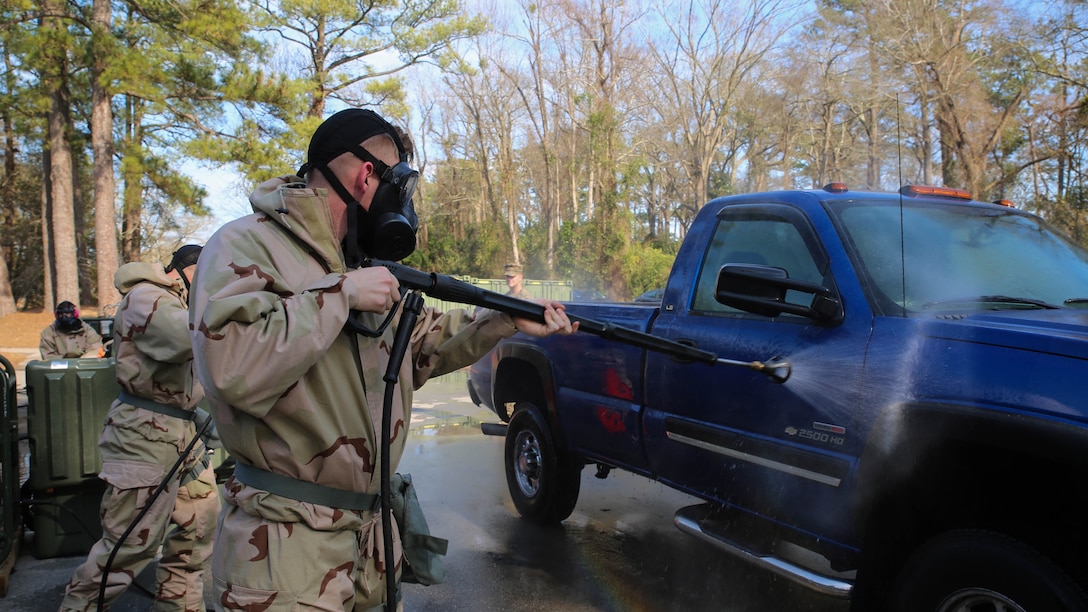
top-left (751, 356), bottom-right (791, 384)
top-left (717, 355), bottom-right (792, 384)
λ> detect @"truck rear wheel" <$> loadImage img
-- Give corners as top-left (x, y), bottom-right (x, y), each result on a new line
top-left (889, 529), bottom-right (1088, 612)
top-left (504, 403), bottom-right (581, 524)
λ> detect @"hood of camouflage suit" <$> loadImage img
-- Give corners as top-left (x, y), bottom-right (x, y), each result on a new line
top-left (249, 175), bottom-right (347, 274)
top-left (114, 261), bottom-right (183, 296)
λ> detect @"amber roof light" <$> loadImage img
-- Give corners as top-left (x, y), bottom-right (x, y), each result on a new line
top-left (823, 182), bottom-right (849, 193)
top-left (899, 185), bottom-right (972, 200)
top-left (993, 199), bottom-right (1016, 208)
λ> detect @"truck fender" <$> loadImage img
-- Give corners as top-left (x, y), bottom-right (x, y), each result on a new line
top-left (491, 342), bottom-right (564, 438)
top-left (851, 401), bottom-right (1088, 604)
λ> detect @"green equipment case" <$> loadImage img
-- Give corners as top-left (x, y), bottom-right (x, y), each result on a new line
top-left (22, 357), bottom-right (234, 558)
top-left (25, 358), bottom-right (117, 491)
top-left (24, 358), bottom-right (117, 558)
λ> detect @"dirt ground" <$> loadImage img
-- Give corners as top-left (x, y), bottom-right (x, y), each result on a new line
top-left (0, 307), bottom-right (102, 349)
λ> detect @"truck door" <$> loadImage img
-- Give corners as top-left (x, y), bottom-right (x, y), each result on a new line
top-left (643, 202), bottom-right (872, 540)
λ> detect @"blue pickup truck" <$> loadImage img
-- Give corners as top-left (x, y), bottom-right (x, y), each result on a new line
top-left (467, 184), bottom-right (1088, 611)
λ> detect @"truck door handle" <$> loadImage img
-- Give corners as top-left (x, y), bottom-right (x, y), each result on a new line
top-left (671, 338), bottom-right (701, 364)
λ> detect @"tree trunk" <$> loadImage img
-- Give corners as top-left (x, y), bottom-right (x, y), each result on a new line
top-left (0, 90), bottom-right (17, 315)
top-left (121, 97), bottom-right (143, 260)
top-left (48, 66), bottom-right (80, 306)
top-left (935, 100), bottom-right (960, 189)
top-left (73, 147), bottom-right (92, 306)
top-left (0, 254), bottom-right (12, 316)
top-left (41, 152), bottom-right (55, 311)
top-left (919, 92), bottom-right (933, 185)
top-left (502, 122), bottom-right (520, 267)
top-left (92, 0), bottom-right (121, 311)
top-left (121, 158), bottom-right (143, 260)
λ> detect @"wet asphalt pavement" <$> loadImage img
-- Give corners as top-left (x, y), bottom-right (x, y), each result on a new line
top-left (3, 368), bottom-right (849, 612)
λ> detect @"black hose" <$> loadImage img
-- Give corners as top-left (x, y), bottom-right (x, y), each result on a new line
top-left (380, 382), bottom-right (397, 611)
top-left (95, 415), bottom-right (211, 612)
top-left (379, 291), bottom-right (424, 612)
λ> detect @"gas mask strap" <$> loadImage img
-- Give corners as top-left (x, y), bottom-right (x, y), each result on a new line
top-left (311, 160), bottom-right (406, 336)
top-left (178, 270), bottom-right (192, 295)
top-left (312, 161), bottom-right (366, 269)
top-left (344, 196), bottom-right (363, 270)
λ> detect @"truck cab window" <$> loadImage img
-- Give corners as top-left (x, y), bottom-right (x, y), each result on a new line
top-left (692, 210), bottom-right (823, 315)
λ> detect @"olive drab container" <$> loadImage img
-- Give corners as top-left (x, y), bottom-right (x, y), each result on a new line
top-left (24, 358), bottom-right (117, 559)
top-left (425, 277), bottom-right (573, 313)
top-left (522, 279), bottom-right (573, 302)
top-left (22, 357), bottom-right (235, 559)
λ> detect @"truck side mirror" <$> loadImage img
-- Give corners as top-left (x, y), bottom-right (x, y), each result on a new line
top-left (715, 264), bottom-right (843, 324)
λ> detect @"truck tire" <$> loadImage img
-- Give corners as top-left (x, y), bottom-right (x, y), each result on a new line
top-left (889, 529), bottom-right (1088, 612)
top-left (504, 403), bottom-right (581, 524)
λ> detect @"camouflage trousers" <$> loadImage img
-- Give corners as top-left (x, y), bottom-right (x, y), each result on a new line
top-left (211, 500), bottom-right (403, 611)
top-left (59, 447), bottom-right (219, 612)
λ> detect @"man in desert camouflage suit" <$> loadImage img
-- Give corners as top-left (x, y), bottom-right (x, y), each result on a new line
top-left (60, 245), bottom-right (219, 612)
top-left (188, 108), bottom-right (575, 611)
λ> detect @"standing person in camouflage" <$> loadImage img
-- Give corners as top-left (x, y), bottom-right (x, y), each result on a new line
top-left (39, 300), bottom-right (103, 359)
top-left (59, 245), bottom-right (218, 612)
top-left (188, 108), bottom-right (575, 612)
top-left (503, 263), bottom-right (533, 300)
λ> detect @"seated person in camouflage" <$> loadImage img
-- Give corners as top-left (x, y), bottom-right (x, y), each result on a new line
top-left (189, 108), bottom-right (575, 611)
top-left (39, 300), bottom-right (103, 359)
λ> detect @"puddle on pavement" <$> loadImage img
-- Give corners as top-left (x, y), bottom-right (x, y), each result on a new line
top-left (410, 369), bottom-right (493, 439)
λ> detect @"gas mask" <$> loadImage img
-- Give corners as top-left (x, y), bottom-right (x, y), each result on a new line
top-left (54, 305), bottom-right (81, 334)
top-left (299, 108), bottom-right (419, 267)
top-left (343, 144), bottom-right (419, 263)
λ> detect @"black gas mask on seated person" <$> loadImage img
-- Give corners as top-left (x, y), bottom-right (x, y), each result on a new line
top-left (299, 109), bottom-right (419, 266)
top-left (54, 301), bottom-right (82, 334)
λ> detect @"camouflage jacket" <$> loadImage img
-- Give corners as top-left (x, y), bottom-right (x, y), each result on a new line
top-left (507, 287), bottom-right (533, 300)
top-left (189, 175), bottom-right (518, 526)
top-left (97, 262), bottom-right (206, 479)
top-left (113, 262), bottom-right (204, 411)
top-left (39, 321), bottom-right (102, 359)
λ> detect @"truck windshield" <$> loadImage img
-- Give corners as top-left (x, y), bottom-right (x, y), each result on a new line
top-left (829, 200), bottom-right (1088, 315)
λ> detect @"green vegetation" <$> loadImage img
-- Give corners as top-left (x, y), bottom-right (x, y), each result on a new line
top-left (1, 0), bottom-right (1086, 312)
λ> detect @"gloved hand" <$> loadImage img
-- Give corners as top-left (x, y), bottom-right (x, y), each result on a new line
top-left (344, 267), bottom-right (401, 313)
top-left (193, 407), bottom-right (222, 449)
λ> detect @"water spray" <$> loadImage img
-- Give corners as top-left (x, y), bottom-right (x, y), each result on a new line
top-left (363, 259), bottom-right (792, 384)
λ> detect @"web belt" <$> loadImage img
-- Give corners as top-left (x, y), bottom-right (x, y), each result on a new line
top-left (117, 390), bottom-right (196, 421)
top-left (233, 462), bottom-right (380, 512)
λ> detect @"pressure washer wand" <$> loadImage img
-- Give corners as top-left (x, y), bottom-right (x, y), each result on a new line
top-left (366, 259), bottom-right (792, 384)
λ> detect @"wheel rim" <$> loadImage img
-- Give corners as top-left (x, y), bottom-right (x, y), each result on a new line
top-left (937, 588), bottom-right (1027, 612)
top-left (513, 429), bottom-right (543, 498)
